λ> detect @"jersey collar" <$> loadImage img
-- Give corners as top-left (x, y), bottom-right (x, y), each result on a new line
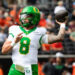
top-left (19, 26), bottom-right (36, 35)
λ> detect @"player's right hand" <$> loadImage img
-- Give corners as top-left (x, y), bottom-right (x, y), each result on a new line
top-left (56, 19), bottom-right (67, 25)
top-left (14, 33), bottom-right (23, 43)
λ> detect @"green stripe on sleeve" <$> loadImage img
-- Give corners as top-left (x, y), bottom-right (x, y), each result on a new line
top-left (39, 35), bottom-right (44, 46)
top-left (9, 33), bottom-right (14, 37)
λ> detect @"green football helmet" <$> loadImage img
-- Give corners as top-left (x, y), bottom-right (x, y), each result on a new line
top-left (20, 6), bottom-right (40, 27)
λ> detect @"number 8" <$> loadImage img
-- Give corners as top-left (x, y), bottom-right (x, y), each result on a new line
top-left (19, 37), bottom-right (31, 54)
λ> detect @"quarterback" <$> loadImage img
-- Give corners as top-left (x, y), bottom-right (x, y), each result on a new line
top-left (2, 6), bottom-right (67, 75)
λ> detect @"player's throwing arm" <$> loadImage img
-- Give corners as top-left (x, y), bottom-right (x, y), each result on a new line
top-left (48, 20), bottom-right (67, 44)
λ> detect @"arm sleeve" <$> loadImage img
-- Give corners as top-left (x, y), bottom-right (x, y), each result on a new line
top-left (39, 27), bottom-right (48, 44)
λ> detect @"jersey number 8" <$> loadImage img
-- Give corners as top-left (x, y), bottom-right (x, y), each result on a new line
top-left (19, 37), bottom-right (31, 54)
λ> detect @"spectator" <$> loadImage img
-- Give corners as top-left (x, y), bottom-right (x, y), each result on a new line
top-left (69, 9), bottom-right (75, 22)
top-left (69, 10), bottom-right (75, 32)
top-left (0, 8), bottom-right (6, 29)
top-left (72, 10), bottom-right (75, 20)
top-left (71, 9), bottom-right (75, 20)
top-left (69, 15), bottom-right (75, 36)
top-left (70, 31), bottom-right (75, 42)
top-left (5, 16), bottom-right (14, 27)
top-left (64, 58), bottom-right (72, 74)
top-left (16, 8), bottom-right (23, 24)
top-left (69, 30), bottom-right (75, 52)
top-left (38, 12), bottom-right (47, 28)
top-left (43, 58), bottom-right (57, 75)
top-left (54, 1), bottom-right (66, 14)
top-left (9, 4), bottom-right (17, 19)
top-left (0, 0), bottom-right (8, 9)
top-left (72, 2), bottom-right (75, 10)
top-left (62, 71), bottom-right (71, 75)
top-left (63, 32), bottom-right (75, 54)
top-left (68, 9), bottom-right (75, 40)
top-left (69, 11), bottom-right (75, 50)
top-left (54, 52), bottom-right (68, 75)
top-left (46, 14), bottom-right (55, 29)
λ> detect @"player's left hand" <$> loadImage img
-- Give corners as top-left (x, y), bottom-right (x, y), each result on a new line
top-left (14, 33), bottom-right (23, 43)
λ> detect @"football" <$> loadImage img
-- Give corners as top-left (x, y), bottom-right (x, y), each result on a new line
top-left (55, 10), bottom-right (68, 22)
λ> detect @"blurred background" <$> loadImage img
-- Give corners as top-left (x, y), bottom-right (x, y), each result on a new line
top-left (0, 0), bottom-right (75, 75)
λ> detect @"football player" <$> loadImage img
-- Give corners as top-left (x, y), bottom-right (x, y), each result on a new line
top-left (2, 6), bottom-right (67, 75)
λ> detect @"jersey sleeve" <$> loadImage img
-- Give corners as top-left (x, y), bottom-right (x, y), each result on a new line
top-left (41, 34), bottom-right (48, 44)
top-left (7, 26), bottom-right (15, 41)
top-left (39, 27), bottom-right (48, 44)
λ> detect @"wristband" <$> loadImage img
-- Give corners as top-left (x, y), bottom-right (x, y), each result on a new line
top-left (60, 23), bottom-right (66, 28)
top-left (10, 41), bottom-right (16, 47)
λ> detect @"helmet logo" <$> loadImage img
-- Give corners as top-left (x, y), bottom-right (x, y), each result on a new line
top-left (37, 8), bottom-right (39, 13)
top-left (33, 7), bottom-right (39, 13)
top-left (33, 8), bottom-right (36, 12)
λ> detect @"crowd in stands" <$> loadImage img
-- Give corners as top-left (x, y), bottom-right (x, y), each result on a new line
top-left (0, 0), bottom-right (75, 75)
top-left (38, 52), bottom-right (75, 75)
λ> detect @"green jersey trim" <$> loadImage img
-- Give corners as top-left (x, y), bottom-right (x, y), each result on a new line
top-left (39, 35), bottom-right (44, 46)
top-left (19, 26), bottom-right (36, 35)
top-left (9, 33), bottom-right (14, 37)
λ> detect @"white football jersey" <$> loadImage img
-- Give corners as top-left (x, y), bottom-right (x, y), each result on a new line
top-left (8, 26), bottom-right (48, 67)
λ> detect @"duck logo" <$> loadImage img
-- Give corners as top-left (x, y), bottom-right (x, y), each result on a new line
top-left (26, 70), bottom-right (30, 73)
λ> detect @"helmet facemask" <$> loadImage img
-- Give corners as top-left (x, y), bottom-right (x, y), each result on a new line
top-left (20, 13), bottom-right (34, 27)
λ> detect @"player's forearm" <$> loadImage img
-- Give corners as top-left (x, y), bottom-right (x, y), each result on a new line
top-left (48, 24), bottom-right (65, 43)
top-left (56, 25), bottom-right (65, 40)
top-left (2, 44), bottom-right (13, 54)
